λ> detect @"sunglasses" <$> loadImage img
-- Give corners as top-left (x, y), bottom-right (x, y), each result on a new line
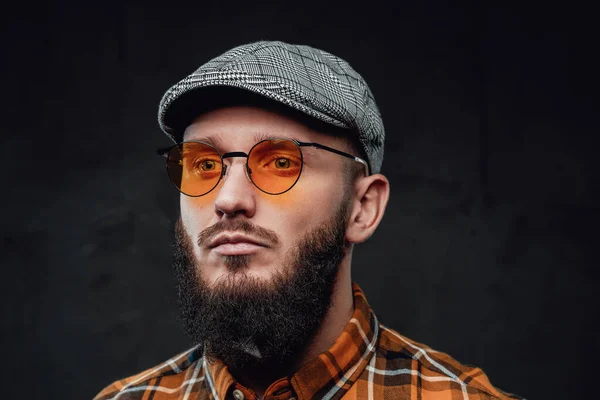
top-left (157, 138), bottom-right (369, 197)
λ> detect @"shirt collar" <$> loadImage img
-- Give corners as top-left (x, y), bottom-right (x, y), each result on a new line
top-left (205, 283), bottom-right (379, 400)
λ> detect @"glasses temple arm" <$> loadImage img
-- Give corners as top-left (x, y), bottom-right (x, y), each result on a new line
top-left (298, 142), bottom-right (370, 176)
top-left (156, 146), bottom-right (172, 158)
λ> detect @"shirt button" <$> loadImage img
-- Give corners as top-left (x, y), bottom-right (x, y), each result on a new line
top-left (232, 389), bottom-right (245, 400)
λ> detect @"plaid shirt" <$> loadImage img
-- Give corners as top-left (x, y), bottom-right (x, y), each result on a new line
top-left (95, 284), bottom-right (521, 400)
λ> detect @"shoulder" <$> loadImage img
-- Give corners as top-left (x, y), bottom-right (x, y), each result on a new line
top-left (371, 324), bottom-right (523, 400)
top-left (94, 346), bottom-right (202, 400)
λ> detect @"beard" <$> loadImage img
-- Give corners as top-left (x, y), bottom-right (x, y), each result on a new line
top-left (172, 201), bottom-right (350, 373)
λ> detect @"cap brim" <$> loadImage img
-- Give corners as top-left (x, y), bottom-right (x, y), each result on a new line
top-left (159, 81), bottom-right (349, 142)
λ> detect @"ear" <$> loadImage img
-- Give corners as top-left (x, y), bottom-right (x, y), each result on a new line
top-left (346, 173), bottom-right (390, 244)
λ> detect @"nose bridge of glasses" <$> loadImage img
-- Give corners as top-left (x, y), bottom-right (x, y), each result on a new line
top-left (221, 151), bottom-right (252, 179)
top-left (221, 151), bottom-right (249, 160)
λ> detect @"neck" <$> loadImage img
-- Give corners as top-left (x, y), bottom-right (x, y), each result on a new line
top-left (232, 256), bottom-right (354, 397)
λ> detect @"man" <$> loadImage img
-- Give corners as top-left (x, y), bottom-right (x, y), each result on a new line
top-left (96, 41), bottom-right (521, 400)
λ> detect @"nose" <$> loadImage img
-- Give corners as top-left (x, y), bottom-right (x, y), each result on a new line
top-left (213, 159), bottom-right (256, 218)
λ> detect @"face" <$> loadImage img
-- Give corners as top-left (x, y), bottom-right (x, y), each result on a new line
top-left (174, 106), bottom-right (355, 370)
top-left (179, 106), bottom-right (353, 287)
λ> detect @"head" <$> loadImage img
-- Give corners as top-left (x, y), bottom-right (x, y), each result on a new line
top-left (161, 41), bottom-right (390, 372)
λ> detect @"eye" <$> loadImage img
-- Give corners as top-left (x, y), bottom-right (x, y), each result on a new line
top-left (274, 158), bottom-right (291, 169)
top-left (263, 154), bottom-right (300, 170)
top-left (187, 156), bottom-right (222, 178)
top-left (257, 154), bottom-right (301, 177)
top-left (199, 159), bottom-right (217, 171)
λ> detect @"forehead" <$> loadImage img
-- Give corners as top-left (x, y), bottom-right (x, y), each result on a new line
top-left (182, 106), bottom-right (342, 149)
top-left (185, 105), bottom-right (310, 135)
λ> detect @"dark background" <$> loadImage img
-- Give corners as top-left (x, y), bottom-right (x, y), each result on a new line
top-left (2, 2), bottom-right (598, 399)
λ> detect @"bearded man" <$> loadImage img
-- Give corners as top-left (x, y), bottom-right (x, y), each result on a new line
top-left (95, 41), bottom-right (521, 400)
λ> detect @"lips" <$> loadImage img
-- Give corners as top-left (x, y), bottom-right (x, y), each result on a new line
top-left (208, 233), bottom-right (267, 249)
top-left (208, 233), bottom-right (268, 256)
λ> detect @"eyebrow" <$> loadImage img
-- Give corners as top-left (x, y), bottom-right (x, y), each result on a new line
top-left (186, 134), bottom-right (224, 148)
top-left (254, 131), bottom-right (315, 145)
top-left (186, 131), bottom-right (305, 150)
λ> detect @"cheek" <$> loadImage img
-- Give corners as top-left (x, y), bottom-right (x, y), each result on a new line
top-left (261, 168), bottom-right (343, 207)
top-left (261, 178), bottom-right (342, 235)
top-left (259, 184), bottom-right (305, 207)
top-left (180, 191), bottom-right (218, 232)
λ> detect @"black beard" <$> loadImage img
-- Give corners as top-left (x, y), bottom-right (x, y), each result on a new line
top-left (172, 203), bottom-right (349, 374)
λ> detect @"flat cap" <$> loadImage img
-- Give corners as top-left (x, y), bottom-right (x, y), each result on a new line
top-left (158, 41), bottom-right (385, 174)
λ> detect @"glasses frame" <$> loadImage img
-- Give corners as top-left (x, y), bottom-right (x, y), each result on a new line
top-left (157, 138), bottom-right (370, 197)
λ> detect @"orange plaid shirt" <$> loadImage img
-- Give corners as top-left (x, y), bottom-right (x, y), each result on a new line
top-left (95, 284), bottom-right (521, 400)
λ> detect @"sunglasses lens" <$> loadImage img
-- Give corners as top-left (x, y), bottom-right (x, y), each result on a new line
top-left (248, 139), bottom-right (302, 194)
top-left (166, 142), bottom-right (222, 196)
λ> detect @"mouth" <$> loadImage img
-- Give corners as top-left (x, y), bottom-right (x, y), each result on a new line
top-left (208, 233), bottom-right (268, 256)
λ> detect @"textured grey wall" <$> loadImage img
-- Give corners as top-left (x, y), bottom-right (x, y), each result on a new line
top-left (2, 2), bottom-right (597, 399)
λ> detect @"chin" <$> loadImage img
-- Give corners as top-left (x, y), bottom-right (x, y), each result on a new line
top-left (206, 264), bottom-right (282, 289)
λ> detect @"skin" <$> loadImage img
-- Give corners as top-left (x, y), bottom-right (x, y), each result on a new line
top-left (179, 106), bottom-right (390, 395)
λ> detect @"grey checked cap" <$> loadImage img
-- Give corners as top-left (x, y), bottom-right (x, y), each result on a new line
top-left (158, 41), bottom-right (385, 174)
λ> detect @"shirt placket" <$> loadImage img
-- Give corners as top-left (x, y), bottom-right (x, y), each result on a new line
top-left (227, 377), bottom-right (298, 400)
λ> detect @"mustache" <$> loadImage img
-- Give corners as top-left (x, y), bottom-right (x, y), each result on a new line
top-left (197, 219), bottom-right (280, 248)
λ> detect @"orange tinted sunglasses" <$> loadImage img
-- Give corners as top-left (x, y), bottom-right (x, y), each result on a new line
top-left (157, 138), bottom-right (369, 197)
